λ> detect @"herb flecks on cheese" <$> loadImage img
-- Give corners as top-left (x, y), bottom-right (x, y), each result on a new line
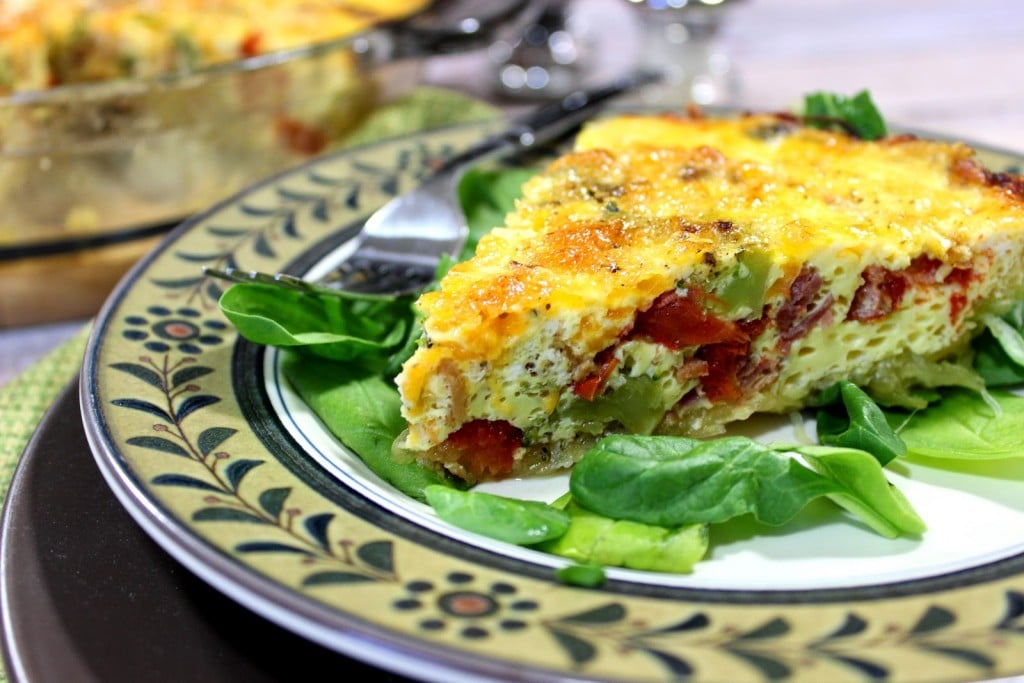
top-left (396, 112), bottom-right (1024, 483)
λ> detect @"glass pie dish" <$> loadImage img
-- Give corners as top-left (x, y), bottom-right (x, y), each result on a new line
top-left (0, 0), bottom-right (527, 326)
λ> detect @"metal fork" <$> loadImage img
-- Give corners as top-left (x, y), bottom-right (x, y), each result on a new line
top-left (205, 69), bottom-right (659, 298)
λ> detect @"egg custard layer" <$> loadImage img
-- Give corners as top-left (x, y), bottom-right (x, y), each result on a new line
top-left (395, 112), bottom-right (1024, 482)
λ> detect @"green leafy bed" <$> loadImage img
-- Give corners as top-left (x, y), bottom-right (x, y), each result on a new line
top-left (220, 94), bottom-right (1024, 586)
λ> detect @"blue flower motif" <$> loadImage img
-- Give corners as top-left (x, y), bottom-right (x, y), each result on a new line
top-left (122, 306), bottom-right (225, 354)
top-left (393, 572), bottom-right (538, 640)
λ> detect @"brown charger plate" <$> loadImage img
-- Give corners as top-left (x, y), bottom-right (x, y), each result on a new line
top-left (0, 379), bottom-right (409, 682)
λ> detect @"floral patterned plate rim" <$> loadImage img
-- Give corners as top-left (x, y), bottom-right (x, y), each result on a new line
top-left (81, 119), bottom-right (1024, 683)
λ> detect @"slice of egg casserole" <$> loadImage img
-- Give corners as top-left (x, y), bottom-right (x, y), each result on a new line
top-left (395, 111), bottom-right (1024, 482)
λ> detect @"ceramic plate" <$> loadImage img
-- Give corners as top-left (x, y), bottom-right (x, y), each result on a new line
top-left (1, 380), bottom-right (399, 682)
top-left (82, 119), bottom-right (1024, 682)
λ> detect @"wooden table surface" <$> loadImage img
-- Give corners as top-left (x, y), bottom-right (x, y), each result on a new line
top-left (2, 0), bottom-right (1023, 386)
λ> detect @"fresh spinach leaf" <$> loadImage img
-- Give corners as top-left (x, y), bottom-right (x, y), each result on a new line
top-left (816, 380), bottom-right (906, 465)
top-left (538, 497), bottom-right (709, 573)
top-left (982, 313), bottom-right (1024, 366)
top-left (974, 331), bottom-right (1024, 387)
top-left (424, 485), bottom-right (570, 545)
top-left (781, 445), bottom-right (926, 538)
top-left (555, 563), bottom-right (607, 588)
top-left (570, 435), bottom-right (834, 527)
top-left (220, 283), bottom-right (417, 373)
top-left (975, 304), bottom-right (1024, 386)
top-left (570, 434), bottom-right (922, 537)
top-left (381, 314), bottom-right (424, 379)
top-left (457, 168), bottom-right (537, 259)
top-left (221, 167), bottom-right (536, 372)
top-left (282, 353), bottom-right (459, 501)
top-left (802, 90), bottom-right (887, 140)
top-left (886, 388), bottom-right (1024, 459)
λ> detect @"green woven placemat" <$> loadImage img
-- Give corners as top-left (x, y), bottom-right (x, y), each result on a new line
top-left (0, 324), bottom-right (93, 502)
top-left (0, 86), bottom-right (498, 680)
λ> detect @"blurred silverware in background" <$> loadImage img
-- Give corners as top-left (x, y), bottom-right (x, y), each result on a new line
top-left (488, 0), bottom-right (740, 105)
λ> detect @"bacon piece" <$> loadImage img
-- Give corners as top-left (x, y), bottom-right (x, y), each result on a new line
top-left (691, 318), bottom-right (770, 403)
top-left (846, 265), bottom-right (908, 322)
top-left (775, 266), bottom-right (833, 345)
top-left (675, 358), bottom-right (710, 381)
top-left (846, 256), bottom-right (974, 324)
top-left (737, 356), bottom-right (779, 396)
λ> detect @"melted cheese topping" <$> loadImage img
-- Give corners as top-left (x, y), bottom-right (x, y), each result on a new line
top-left (397, 112), bottom-right (1024, 475)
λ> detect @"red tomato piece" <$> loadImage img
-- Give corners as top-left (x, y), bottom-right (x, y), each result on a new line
top-left (573, 347), bottom-right (619, 401)
top-left (698, 342), bottom-right (748, 403)
top-left (945, 267), bottom-right (973, 323)
top-left (906, 255), bottom-right (942, 284)
top-left (240, 31), bottom-right (263, 58)
top-left (949, 293), bottom-right (968, 322)
top-left (275, 116), bottom-right (330, 155)
top-left (444, 420), bottom-right (522, 481)
top-left (631, 290), bottom-right (746, 349)
top-left (944, 267), bottom-right (973, 288)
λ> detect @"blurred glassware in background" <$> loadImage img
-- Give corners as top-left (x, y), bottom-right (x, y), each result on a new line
top-left (623, 0), bottom-right (740, 105)
top-left (488, 2), bottom-right (588, 98)
top-left (489, 0), bottom-right (740, 106)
